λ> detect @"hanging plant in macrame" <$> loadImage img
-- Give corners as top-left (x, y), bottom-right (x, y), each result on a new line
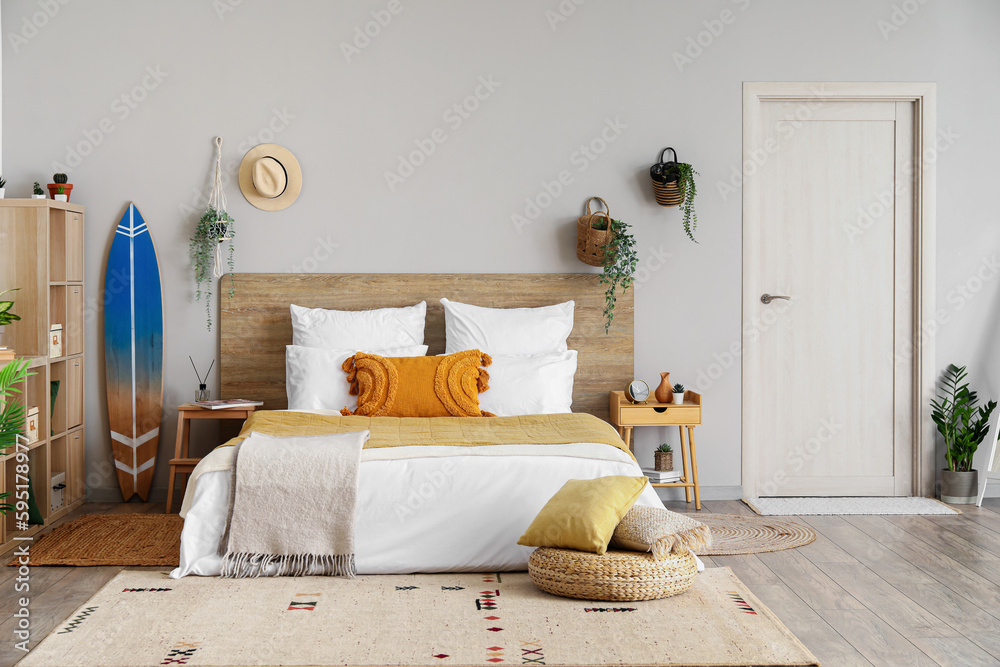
top-left (189, 137), bottom-right (236, 331)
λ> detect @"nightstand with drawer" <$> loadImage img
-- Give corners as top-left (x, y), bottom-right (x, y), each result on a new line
top-left (609, 390), bottom-right (703, 509)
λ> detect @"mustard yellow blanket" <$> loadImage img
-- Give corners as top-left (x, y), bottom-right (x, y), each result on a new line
top-left (220, 411), bottom-right (633, 460)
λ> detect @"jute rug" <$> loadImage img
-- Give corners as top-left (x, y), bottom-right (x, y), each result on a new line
top-left (742, 496), bottom-right (960, 516)
top-left (21, 568), bottom-right (818, 667)
top-left (7, 513), bottom-right (182, 567)
top-left (695, 514), bottom-right (816, 556)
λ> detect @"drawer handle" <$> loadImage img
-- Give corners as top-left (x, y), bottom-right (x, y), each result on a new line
top-left (653, 407), bottom-right (668, 414)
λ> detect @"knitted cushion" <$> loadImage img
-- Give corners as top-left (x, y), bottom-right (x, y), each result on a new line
top-left (611, 505), bottom-right (712, 559)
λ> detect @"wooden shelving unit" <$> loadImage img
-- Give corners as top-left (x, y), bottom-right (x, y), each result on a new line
top-left (0, 199), bottom-right (86, 551)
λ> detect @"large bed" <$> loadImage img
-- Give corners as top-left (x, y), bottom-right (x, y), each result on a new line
top-left (171, 273), bottom-right (666, 578)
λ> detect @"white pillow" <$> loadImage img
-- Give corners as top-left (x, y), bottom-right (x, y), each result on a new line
top-left (478, 351), bottom-right (578, 416)
top-left (441, 298), bottom-right (574, 355)
top-left (286, 344), bottom-right (428, 411)
top-left (290, 302), bottom-right (426, 349)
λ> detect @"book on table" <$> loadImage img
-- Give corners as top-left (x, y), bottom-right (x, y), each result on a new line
top-left (192, 399), bottom-right (263, 410)
top-left (641, 467), bottom-right (683, 482)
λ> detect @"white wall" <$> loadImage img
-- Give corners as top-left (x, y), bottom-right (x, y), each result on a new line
top-left (2, 0), bottom-right (999, 502)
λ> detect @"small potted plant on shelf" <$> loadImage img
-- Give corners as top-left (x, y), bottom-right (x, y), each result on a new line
top-left (0, 175), bottom-right (6, 199)
top-left (655, 443), bottom-right (673, 472)
top-left (672, 383), bottom-right (685, 404)
top-left (47, 173), bottom-right (72, 201)
top-left (32, 182), bottom-right (45, 199)
top-left (930, 363), bottom-right (997, 504)
top-left (54, 186), bottom-right (67, 202)
top-left (189, 207), bottom-right (236, 331)
top-left (598, 218), bottom-right (638, 334)
top-left (0, 288), bottom-right (20, 348)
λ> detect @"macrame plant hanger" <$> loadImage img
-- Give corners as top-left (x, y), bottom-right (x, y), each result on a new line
top-left (208, 136), bottom-right (230, 279)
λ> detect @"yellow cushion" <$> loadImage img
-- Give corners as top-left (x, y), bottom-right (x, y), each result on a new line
top-left (341, 350), bottom-right (494, 418)
top-left (517, 476), bottom-right (648, 554)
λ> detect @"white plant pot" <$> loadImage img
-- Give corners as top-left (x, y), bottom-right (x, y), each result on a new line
top-left (0, 188), bottom-right (6, 199)
top-left (31, 194), bottom-right (45, 199)
top-left (672, 393), bottom-right (685, 405)
top-left (54, 194), bottom-right (68, 202)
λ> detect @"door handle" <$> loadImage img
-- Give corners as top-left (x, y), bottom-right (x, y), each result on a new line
top-left (760, 293), bottom-right (791, 304)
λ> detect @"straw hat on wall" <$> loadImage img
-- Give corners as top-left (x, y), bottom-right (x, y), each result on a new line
top-left (238, 144), bottom-right (302, 211)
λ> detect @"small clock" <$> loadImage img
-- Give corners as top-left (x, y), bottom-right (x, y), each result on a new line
top-left (625, 379), bottom-right (650, 404)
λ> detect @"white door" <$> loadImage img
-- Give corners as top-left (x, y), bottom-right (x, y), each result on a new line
top-left (743, 84), bottom-right (933, 497)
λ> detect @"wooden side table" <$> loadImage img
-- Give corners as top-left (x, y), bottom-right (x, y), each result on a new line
top-left (608, 390), bottom-right (704, 509)
top-left (165, 403), bottom-right (257, 513)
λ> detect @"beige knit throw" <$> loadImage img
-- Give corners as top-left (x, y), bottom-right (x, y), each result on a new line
top-left (611, 505), bottom-right (712, 559)
top-left (221, 430), bottom-right (369, 578)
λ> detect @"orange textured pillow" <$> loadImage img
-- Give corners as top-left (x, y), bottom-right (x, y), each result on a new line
top-left (341, 350), bottom-right (495, 418)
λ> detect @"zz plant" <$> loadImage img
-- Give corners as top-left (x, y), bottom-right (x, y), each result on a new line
top-left (598, 218), bottom-right (638, 334)
top-left (930, 363), bottom-right (997, 472)
top-left (189, 207), bottom-right (235, 331)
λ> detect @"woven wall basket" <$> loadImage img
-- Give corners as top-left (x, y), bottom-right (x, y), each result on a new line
top-left (650, 147), bottom-right (683, 207)
top-left (576, 196), bottom-right (612, 267)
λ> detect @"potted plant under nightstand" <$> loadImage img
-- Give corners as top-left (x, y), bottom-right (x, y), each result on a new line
top-left (654, 443), bottom-right (673, 472)
top-left (930, 363), bottom-right (997, 504)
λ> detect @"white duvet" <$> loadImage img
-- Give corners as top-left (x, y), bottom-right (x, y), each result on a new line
top-left (171, 441), bottom-right (669, 579)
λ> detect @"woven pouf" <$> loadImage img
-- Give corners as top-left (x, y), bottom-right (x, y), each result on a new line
top-left (528, 548), bottom-right (698, 601)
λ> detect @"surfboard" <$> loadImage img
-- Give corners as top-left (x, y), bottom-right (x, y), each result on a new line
top-left (104, 203), bottom-right (164, 502)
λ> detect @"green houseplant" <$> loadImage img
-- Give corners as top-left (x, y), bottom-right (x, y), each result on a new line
top-left (189, 207), bottom-right (235, 331)
top-left (666, 163), bottom-right (699, 243)
top-left (597, 218), bottom-right (638, 334)
top-left (47, 172), bottom-right (72, 201)
top-left (672, 383), bottom-right (685, 404)
top-left (0, 288), bottom-right (20, 348)
top-left (655, 443), bottom-right (673, 471)
top-left (0, 359), bottom-right (35, 515)
top-left (930, 363), bottom-right (997, 503)
top-left (32, 181), bottom-right (45, 199)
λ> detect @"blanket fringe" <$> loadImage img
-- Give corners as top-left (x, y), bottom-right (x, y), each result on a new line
top-left (650, 524), bottom-right (712, 559)
top-left (221, 552), bottom-right (356, 579)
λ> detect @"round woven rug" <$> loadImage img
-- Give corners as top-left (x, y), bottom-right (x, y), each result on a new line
top-left (693, 513), bottom-right (816, 556)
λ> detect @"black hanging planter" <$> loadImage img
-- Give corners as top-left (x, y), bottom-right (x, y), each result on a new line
top-left (649, 147), bottom-right (683, 207)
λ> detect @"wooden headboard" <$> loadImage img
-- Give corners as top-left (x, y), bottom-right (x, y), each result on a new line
top-left (220, 273), bottom-right (633, 420)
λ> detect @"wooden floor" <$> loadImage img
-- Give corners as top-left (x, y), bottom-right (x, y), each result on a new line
top-left (3, 499), bottom-right (1000, 666)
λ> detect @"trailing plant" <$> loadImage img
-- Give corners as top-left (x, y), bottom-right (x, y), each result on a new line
top-left (656, 443), bottom-right (672, 453)
top-left (32, 182), bottom-right (43, 196)
top-left (930, 363), bottom-right (997, 472)
top-left (672, 383), bottom-right (684, 393)
top-left (598, 219), bottom-right (638, 334)
top-left (52, 173), bottom-right (68, 184)
top-left (0, 288), bottom-right (20, 326)
top-left (665, 163), bottom-right (699, 242)
top-left (189, 207), bottom-right (235, 331)
top-left (0, 359), bottom-right (35, 515)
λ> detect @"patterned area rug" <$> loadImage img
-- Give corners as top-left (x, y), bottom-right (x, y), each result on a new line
top-left (20, 569), bottom-right (818, 666)
top-left (743, 496), bottom-right (960, 516)
top-left (694, 514), bottom-right (817, 556)
top-left (7, 514), bottom-right (182, 567)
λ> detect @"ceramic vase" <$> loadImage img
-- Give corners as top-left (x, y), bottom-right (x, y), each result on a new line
top-left (654, 372), bottom-right (673, 403)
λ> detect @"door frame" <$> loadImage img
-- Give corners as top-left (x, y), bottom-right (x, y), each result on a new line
top-left (742, 82), bottom-right (937, 498)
